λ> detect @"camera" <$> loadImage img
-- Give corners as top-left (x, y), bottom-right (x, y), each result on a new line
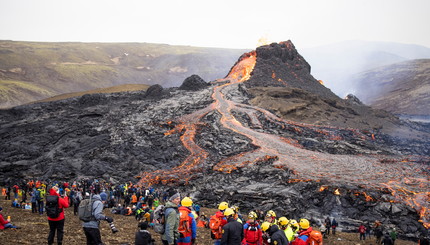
top-left (109, 222), bottom-right (119, 233)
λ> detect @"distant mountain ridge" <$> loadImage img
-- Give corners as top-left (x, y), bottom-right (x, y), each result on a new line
top-left (300, 40), bottom-right (430, 97)
top-left (0, 41), bottom-right (247, 108)
top-left (350, 59), bottom-right (430, 116)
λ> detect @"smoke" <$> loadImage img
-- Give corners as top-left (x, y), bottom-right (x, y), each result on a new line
top-left (300, 40), bottom-right (430, 101)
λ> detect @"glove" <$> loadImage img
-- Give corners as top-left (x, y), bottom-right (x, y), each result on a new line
top-left (105, 216), bottom-right (114, 223)
top-left (191, 238), bottom-right (196, 244)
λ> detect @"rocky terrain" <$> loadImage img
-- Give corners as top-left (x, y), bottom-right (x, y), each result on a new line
top-left (0, 41), bottom-right (429, 240)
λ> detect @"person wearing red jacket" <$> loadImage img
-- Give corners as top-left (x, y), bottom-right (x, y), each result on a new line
top-left (0, 207), bottom-right (20, 229)
top-left (243, 211), bottom-right (263, 245)
top-left (291, 219), bottom-right (313, 245)
top-left (47, 186), bottom-right (69, 245)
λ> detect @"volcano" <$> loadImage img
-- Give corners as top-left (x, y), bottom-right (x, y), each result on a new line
top-left (0, 41), bottom-right (429, 239)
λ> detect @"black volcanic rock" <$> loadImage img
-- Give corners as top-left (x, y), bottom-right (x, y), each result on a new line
top-left (345, 94), bottom-right (363, 105)
top-left (0, 41), bottom-right (429, 240)
top-left (245, 41), bottom-right (338, 100)
top-left (179, 74), bottom-right (208, 91)
top-left (145, 84), bottom-right (164, 98)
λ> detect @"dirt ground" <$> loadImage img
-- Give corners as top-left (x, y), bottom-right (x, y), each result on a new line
top-left (0, 197), bottom-right (417, 245)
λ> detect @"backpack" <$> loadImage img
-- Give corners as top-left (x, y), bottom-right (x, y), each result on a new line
top-left (209, 214), bottom-right (223, 239)
top-left (244, 222), bottom-right (261, 243)
top-left (308, 230), bottom-right (323, 245)
top-left (78, 197), bottom-right (96, 222)
top-left (35, 189), bottom-right (41, 201)
top-left (153, 205), bottom-right (166, 234)
top-left (178, 208), bottom-right (191, 237)
top-left (45, 195), bottom-right (62, 219)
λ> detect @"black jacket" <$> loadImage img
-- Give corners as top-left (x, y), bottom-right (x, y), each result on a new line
top-left (268, 225), bottom-right (289, 245)
top-left (221, 217), bottom-right (244, 245)
top-left (135, 230), bottom-right (153, 245)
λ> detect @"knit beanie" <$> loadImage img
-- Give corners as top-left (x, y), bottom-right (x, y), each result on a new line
top-left (169, 193), bottom-right (180, 201)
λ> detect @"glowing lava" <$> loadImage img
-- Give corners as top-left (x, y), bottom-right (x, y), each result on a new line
top-left (138, 45), bottom-right (429, 227)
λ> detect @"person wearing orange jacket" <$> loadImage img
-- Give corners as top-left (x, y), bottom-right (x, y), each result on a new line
top-left (47, 186), bottom-right (69, 245)
top-left (177, 197), bottom-right (197, 245)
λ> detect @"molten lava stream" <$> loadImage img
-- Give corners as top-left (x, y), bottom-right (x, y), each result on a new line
top-left (210, 49), bottom-right (429, 225)
top-left (138, 105), bottom-right (214, 186)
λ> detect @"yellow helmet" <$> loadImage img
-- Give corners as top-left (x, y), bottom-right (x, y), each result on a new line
top-left (266, 210), bottom-right (276, 218)
top-left (224, 208), bottom-right (235, 217)
top-left (231, 205), bottom-right (239, 213)
top-left (299, 218), bottom-right (310, 229)
top-left (248, 211), bottom-right (258, 219)
top-left (261, 222), bottom-right (272, 232)
top-left (218, 201), bottom-right (228, 211)
top-left (278, 217), bottom-right (289, 226)
top-left (181, 197), bottom-right (193, 207)
top-left (290, 219), bottom-right (299, 228)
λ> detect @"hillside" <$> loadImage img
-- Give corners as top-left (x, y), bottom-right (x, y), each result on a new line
top-left (33, 84), bottom-right (150, 104)
top-left (0, 41), bottom-right (429, 239)
top-left (300, 40), bottom-right (430, 97)
top-left (350, 59), bottom-right (430, 116)
top-left (0, 40), bottom-right (246, 108)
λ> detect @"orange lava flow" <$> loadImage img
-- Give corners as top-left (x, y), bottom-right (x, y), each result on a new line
top-left (137, 48), bottom-right (429, 227)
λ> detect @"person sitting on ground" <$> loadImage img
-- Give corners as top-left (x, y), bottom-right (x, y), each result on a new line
top-left (135, 221), bottom-right (155, 245)
top-left (197, 214), bottom-right (208, 228)
top-left (0, 207), bottom-right (20, 229)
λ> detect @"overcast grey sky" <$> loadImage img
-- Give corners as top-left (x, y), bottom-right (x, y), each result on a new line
top-left (1, 0), bottom-right (429, 49)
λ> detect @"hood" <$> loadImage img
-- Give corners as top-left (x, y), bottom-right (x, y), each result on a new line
top-left (165, 201), bottom-right (178, 208)
top-left (139, 230), bottom-right (151, 238)
top-left (215, 210), bottom-right (225, 218)
top-left (49, 188), bottom-right (59, 196)
top-left (91, 194), bottom-right (101, 201)
top-left (299, 227), bottom-right (313, 236)
top-left (268, 224), bottom-right (280, 235)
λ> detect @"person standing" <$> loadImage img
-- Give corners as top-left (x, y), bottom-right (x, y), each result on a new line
top-left (358, 223), bottom-right (366, 240)
top-left (324, 217), bottom-right (331, 236)
top-left (331, 218), bottom-right (338, 235)
top-left (211, 202), bottom-right (229, 245)
top-left (30, 188), bottom-right (37, 213)
top-left (243, 211), bottom-right (263, 245)
top-left (81, 193), bottom-right (115, 245)
top-left (291, 219), bottom-right (313, 245)
top-left (162, 192), bottom-right (180, 245)
top-left (381, 233), bottom-right (394, 245)
top-left (47, 186), bottom-right (69, 245)
top-left (177, 197), bottom-right (197, 245)
top-left (390, 228), bottom-right (397, 244)
top-left (73, 190), bottom-right (82, 216)
top-left (221, 208), bottom-right (244, 245)
top-left (261, 222), bottom-right (289, 245)
top-left (36, 185), bottom-right (46, 215)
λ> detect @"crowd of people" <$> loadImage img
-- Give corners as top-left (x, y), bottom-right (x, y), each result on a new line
top-left (1, 179), bottom-right (430, 245)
